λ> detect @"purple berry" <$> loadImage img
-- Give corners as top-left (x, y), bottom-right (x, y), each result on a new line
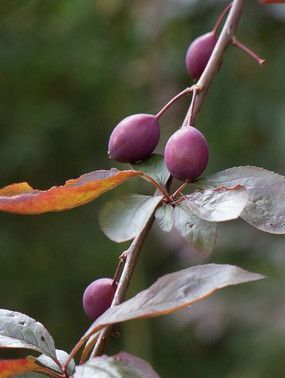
top-left (82, 278), bottom-right (117, 321)
top-left (185, 32), bottom-right (218, 80)
top-left (164, 127), bottom-right (209, 182)
top-left (108, 114), bottom-right (160, 163)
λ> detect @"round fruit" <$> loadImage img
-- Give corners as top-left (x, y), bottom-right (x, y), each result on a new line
top-left (185, 32), bottom-right (218, 80)
top-left (108, 114), bottom-right (160, 163)
top-left (82, 278), bottom-right (117, 321)
top-left (164, 127), bottom-right (209, 182)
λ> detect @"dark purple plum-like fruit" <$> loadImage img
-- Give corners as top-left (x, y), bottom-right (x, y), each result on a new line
top-left (108, 114), bottom-right (160, 163)
top-left (164, 127), bottom-right (209, 182)
top-left (82, 278), bottom-right (117, 321)
top-left (185, 32), bottom-right (218, 80)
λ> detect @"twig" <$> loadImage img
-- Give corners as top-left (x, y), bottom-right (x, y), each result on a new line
top-left (91, 0), bottom-right (248, 359)
top-left (183, 0), bottom-right (247, 127)
top-left (63, 215), bottom-right (157, 369)
top-left (67, 0), bottom-right (251, 367)
top-left (91, 214), bottom-right (156, 357)
top-left (112, 251), bottom-right (127, 286)
top-left (231, 37), bottom-right (265, 65)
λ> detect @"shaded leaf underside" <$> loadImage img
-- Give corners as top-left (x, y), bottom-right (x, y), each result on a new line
top-left (37, 349), bottom-right (75, 376)
top-left (186, 184), bottom-right (248, 222)
top-left (173, 202), bottom-right (217, 256)
top-left (155, 204), bottom-right (174, 232)
top-left (199, 166), bottom-right (285, 234)
top-left (99, 194), bottom-right (163, 242)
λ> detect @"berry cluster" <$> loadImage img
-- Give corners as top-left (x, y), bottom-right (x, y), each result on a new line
top-left (106, 5), bottom-right (227, 183)
top-left (108, 111), bottom-right (209, 183)
top-left (107, 33), bottom-right (212, 183)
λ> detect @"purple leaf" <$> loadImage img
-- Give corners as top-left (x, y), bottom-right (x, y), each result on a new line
top-left (83, 264), bottom-right (264, 340)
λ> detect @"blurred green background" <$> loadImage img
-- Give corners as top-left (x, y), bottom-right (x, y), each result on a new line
top-left (0, 1), bottom-right (284, 377)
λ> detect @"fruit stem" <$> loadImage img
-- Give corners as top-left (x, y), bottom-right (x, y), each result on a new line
top-left (171, 182), bottom-right (189, 200)
top-left (155, 87), bottom-right (192, 120)
top-left (213, 2), bottom-right (233, 34)
top-left (186, 85), bottom-right (200, 127)
top-left (141, 173), bottom-right (171, 201)
top-left (231, 37), bottom-right (266, 66)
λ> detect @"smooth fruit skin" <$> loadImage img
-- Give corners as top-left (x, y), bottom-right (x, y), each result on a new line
top-left (164, 127), bottom-right (209, 182)
top-left (185, 32), bottom-right (218, 80)
top-left (82, 278), bottom-right (117, 321)
top-left (108, 114), bottom-right (160, 163)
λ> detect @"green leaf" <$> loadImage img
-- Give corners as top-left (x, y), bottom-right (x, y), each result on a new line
top-left (199, 166), bottom-right (285, 234)
top-left (37, 349), bottom-right (75, 376)
top-left (186, 185), bottom-right (248, 222)
top-left (99, 194), bottom-right (163, 242)
top-left (83, 264), bottom-right (264, 339)
top-left (155, 204), bottom-right (174, 232)
top-left (0, 309), bottom-right (56, 360)
top-left (73, 352), bottom-right (160, 378)
top-left (132, 154), bottom-right (170, 186)
top-left (173, 202), bottom-right (217, 256)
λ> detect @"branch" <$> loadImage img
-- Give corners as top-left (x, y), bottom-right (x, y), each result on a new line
top-left (80, 0), bottom-right (248, 362)
top-left (184, 0), bottom-right (246, 126)
top-left (91, 214), bottom-right (155, 357)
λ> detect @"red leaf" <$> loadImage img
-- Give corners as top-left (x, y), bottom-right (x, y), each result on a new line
top-left (0, 358), bottom-right (40, 377)
top-left (0, 169), bottom-right (141, 214)
top-left (260, 0), bottom-right (285, 3)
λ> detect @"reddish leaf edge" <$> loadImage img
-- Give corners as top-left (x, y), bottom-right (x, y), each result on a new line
top-left (0, 357), bottom-right (59, 378)
top-left (0, 169), bottom-right (145, 215)
top-left (260, 0), bottom-right (285, 4)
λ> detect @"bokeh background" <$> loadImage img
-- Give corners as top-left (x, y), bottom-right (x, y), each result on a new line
top-left (0, 1), bottom-right (284, 377)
